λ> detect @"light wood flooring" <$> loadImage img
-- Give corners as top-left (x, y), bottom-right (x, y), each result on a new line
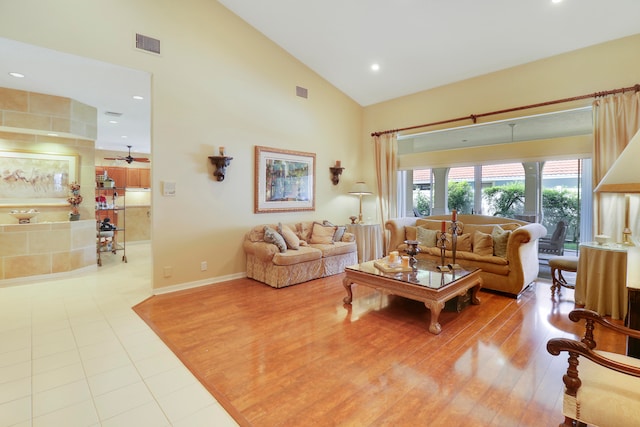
top-left (134, 275), bottom-right (625, 427)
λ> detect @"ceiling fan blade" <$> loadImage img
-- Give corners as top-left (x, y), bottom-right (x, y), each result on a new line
top-left (104, 157), bottom-right (125, 160)
top-left (131, 157), bottom-right (150, 163)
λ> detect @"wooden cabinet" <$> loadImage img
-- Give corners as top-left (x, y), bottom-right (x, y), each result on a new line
top-left (139, 168), bottom-right (151, 188)
top-left (127, 168), bottom-right (140, 187)
top-left (96, 167), bottom-right (150, 188)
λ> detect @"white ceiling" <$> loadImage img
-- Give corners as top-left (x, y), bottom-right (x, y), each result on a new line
top-left (218, 0), bottom-right (640, 106)
top-left (1, 0), bottom-right (639, 154)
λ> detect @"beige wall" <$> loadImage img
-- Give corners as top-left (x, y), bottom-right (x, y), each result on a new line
top-left (0, 0), bottom-right (363, 290)
top-left (3, 1), bottom-right (637, 291)
top-left (363, 33), bottom-right (640, 169)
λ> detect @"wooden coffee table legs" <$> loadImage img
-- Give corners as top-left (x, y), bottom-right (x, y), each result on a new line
top-left (343, 272), bottom-right (482, 335)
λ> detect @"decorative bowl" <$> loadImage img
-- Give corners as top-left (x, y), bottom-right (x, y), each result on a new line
top-left (594, 234), bottom-right (609, 245)
top-left (9, 209), bottom-right (40, 224)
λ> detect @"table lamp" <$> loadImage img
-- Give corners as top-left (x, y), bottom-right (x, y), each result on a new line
top-left (349, 181), bottom-right (372, 224)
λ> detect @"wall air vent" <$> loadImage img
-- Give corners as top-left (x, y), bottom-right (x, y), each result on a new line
top-left (135, 33), bottom-right (161, 55)
top-left (296, 86), bottom-right (308, 99)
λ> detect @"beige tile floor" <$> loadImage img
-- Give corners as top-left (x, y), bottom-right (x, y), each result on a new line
top-left (0, 243), bottom-right (237, 427)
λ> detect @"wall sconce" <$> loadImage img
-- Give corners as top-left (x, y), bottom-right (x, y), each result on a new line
top-left (208, 146), bottom-right (233, 181)
top-left (329, 160), bottom-right (344, 185)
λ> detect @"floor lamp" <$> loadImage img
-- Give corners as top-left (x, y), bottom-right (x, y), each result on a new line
top-left (349, 181), bottom-right (372, 224)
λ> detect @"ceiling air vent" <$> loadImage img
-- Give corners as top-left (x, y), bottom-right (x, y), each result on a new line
top-left (104, 111), bottom-right (123, 117)
top-left (136, 33), bottom-right (160, 55)
top-left (296, 86), bottom-right (308, 99)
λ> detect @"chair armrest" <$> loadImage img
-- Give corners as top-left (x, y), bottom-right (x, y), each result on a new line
top-left (547, 338), bottom-right (640, 379)
top-left (568, 308), bottom-right (640, 347)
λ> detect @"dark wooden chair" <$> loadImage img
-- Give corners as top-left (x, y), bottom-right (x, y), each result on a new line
top-left (539, 220), bottom-right (567, 255)
top-left (547, 309), bottom-right (640, 427)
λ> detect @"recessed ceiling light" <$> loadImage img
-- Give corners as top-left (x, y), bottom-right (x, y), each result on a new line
top-left (132, 95), bottom-right (144, 100)
top-left (371, 63), bottom-right (380, 72)
top-left (552, 0), bottom-right (563, 3)
top-left (121, 135), bottom-right (128, 139)
top-left (108, 120), bottom-right (118, 124)
top-left (8, 72), bottom-right (25, 78)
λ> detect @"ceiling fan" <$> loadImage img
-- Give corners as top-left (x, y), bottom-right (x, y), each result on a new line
top-left (104, 145), bottom-right (150, 164)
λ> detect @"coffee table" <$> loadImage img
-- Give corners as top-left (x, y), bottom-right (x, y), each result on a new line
top-left (343, 259), bottom-right (482, 334)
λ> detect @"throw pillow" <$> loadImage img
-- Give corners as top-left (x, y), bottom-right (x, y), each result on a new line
top-left (473, 230), bottom-right (493, 256)
top-left (492, 226), bottom-right (511, 258)
top-left (405, 226), bottom-right (417, 241)
top-left (309, 222), bottom-right (337, 244)
top-left (416, 227), bottom-right (438, 247)
top-left (264, 225), bottom-right (287, 253)
top-left (278, 222), bottom-right (300, 250)
top-left (323, 220), bottom-right (346, 242)
top-left (444, 233), bottom-right (471, 251)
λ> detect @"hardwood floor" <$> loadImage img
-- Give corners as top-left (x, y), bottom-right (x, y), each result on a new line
top-left (133, 275), bottom-right (625, 426)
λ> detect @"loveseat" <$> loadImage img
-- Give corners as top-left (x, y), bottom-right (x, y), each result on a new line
top-left (385, 214), bottom-right (547, 297)
top-left (244, 221), bottom-right (357, 288)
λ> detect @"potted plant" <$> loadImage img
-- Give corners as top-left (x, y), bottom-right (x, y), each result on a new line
top-left (67, 182), bottom-right (83, 221)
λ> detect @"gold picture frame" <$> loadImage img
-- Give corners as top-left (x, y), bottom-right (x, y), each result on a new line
top-left (254, 146), bottom-right (315, 213)
top-left (0, 150), bottom-right (78, 206)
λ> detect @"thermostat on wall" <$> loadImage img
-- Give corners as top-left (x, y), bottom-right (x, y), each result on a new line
top-left (162, 181), bottom-right (176, 197)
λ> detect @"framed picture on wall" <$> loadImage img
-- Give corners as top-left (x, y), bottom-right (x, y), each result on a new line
top-left (254, 146), bottom-right (315, 213)
top-left (0, 150), bottom-right (78, 206)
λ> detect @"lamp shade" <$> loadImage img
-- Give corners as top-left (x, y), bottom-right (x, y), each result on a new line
top-left (595, 128), bottom-right (640, 193)
top-left (349, 181), bottom-right (372, 195)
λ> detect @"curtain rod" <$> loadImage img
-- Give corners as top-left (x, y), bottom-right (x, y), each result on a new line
top-left (371, 83), bottom-right (640, 137)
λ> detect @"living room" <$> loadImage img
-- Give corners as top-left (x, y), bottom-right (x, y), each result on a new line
top-left (1, 1), bottom-right (640, 425)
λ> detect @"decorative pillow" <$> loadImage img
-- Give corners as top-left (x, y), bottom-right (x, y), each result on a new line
top-left (473, 230), bottom-right (493, 256)
top-left (416, 227), bottom-right (438, 247)
top-left (444, 233), bottom-right (471, 251)
top-left (278, 222), bottom-right (300, 250)
top-left (323, 220), bottom-right (346, 242)
top-left (492, 226), bottom-right (511, 258)
top-left (264, 225), bottom-right (287, 253)
top-left (309, 222), bottom-right (337, 244)
top-left (405, 226), bottom-right (417, 241)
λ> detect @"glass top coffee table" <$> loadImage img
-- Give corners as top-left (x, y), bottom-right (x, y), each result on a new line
top-left (343, 259), bottom-right (482, 334)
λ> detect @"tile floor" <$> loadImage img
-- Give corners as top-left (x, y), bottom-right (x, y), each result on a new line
top-left (0, 243), bottom-right (237, 427)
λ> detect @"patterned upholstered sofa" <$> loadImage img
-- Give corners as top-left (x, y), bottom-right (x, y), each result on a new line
top-left (243, 221), bottom-right (357, 288)
top-left (385, 214), bottom-right (547, 297)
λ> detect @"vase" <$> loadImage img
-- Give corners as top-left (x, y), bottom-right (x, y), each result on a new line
top-left (69, 213), bottom-right (80, 221)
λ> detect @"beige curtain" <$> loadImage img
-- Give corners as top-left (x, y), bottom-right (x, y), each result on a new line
top-left (593, 91), bottom-right (640, 238)
top-left (374, 132), bottom-right (398, 253)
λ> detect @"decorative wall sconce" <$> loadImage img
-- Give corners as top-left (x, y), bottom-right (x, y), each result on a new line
top-left (329, 160), bottom-right (344, 185)
top-left (209, 146), bottom-right (233, 181)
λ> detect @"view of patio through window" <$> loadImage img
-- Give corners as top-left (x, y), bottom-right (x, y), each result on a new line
top-left (411, 159), bottom-right (586, 252)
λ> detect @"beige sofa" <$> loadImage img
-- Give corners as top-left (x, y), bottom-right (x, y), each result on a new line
top-left (244, 221), bottom-right (357, 288)
top-left (385, 214), bottom-right (547, 297)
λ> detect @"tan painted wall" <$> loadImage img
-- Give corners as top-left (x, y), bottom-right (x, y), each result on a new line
top-left (363, 34), bottom-right (640, 169)
top-left (0, 0), bottom-right (362, 290)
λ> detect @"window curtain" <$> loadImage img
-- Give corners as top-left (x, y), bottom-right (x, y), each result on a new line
top-left (593, 91), bottom-right (640, 238)
top-left (374, 132), bottom-right (398, 253)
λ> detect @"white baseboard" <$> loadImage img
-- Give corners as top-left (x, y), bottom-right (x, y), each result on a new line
top-left (153, 272), bottom-right (247, 295)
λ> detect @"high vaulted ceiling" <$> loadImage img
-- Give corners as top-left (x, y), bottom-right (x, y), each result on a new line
top-left (218, 0), bottom-right (640, 106)
top-left (1, 1), bottom-right (640, 154)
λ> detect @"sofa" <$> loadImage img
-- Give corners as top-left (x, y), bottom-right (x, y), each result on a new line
top-left (385, 214), bottom-right (547, 297)
top-left (244, 220), bottom-right (357, 288)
